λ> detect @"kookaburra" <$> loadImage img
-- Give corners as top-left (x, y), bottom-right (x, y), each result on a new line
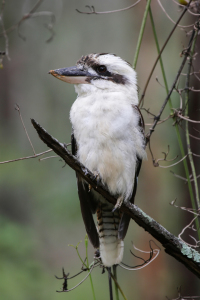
top-left (49, 53), bottom-right (146, 267)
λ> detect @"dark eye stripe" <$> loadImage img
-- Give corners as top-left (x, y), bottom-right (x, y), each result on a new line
top-left (86, 73), bottom-right (127, 85)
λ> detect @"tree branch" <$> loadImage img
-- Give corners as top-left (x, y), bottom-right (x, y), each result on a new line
top-left (31, 118), bottom-right (200, 279)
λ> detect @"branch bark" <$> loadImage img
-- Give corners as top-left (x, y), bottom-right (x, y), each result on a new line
top-left (31, 118), bottom-right (200, 279)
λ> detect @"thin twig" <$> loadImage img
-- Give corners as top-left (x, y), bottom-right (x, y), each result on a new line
top-left (170, 171), bottom-right (200, 182)
top-left (0, 0), bottom-right (43, 36)
top-left (178, 215), bottom-right (200, 247)
top-left (119, 241), bottom-right (160, 270)
top-left (57, 262), bottom-right (96, 293)
top-left (85, 235), bottom-right (96, 300)
top-left (0, 0), bottom-right (55, 43)
top-left (157, 0), bottom-right (194, 28)
top-left (174, 109), bottom-right (200, 123)
top-left (110, 268), bottom-right (127, 300)
top-left (0, 149), bottom-right (52, 164)
top-left (76, 0), bottom-right (141, 14)
top-left (39, 155), bottom-right (58, 161)
top-left (172, 0), bottom-right (200, 16)
top-left (145, 114), bottom-right (171, 126)
top-left (170, 199), bottom-right (200, 216)
top-left (145, 22), bottom-right (196, 143)
top-left (15, 104), bottom-right (36, 154)
top-left (184, 27), bottom-right (200, 219)
top-left (17, 11), bottom-right (55, 42)
top-left (139, 0), bottom-right (192, 107)
top-left (158, 154), bottom-right (188, 168)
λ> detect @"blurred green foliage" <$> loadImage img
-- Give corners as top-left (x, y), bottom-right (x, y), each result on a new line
top-left (0, 216), bottom-right (52, 300)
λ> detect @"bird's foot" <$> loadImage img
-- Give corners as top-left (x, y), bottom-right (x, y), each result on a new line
top-left (93, 171), bottom-right (101, 188)
top-left (88, 184), bottom-right (92, 192)
top-left (112, 196), bottom-right (124, 213)
top-left (88, 171), bottom-right (101, 191)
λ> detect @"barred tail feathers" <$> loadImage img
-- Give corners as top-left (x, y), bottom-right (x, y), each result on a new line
top-left (97, 203), bottom-right (124, 267)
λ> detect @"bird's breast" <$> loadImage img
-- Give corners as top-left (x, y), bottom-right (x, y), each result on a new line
top-left (70, 93), bottom-right (143, 199)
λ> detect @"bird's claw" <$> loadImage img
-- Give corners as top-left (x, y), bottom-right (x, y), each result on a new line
top-left (112, 196), bottom-right (124, 213)
top-left (88, 184), bottom-right (92, 192)
top-left (93, 171), bottom-right (101, 188)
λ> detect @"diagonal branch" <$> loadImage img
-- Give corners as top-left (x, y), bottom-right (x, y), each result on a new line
top-left (31, 118), bottom-right (200, 279)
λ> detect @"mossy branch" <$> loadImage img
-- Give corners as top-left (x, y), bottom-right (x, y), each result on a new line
top-left (31, 118), bottom-right (200, 279)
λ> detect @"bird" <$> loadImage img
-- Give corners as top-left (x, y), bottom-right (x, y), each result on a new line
top-left (49, 53), bottom-right (146, 267)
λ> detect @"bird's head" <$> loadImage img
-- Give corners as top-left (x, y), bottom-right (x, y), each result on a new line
top-left (49, 53), bottom-right (138, 99)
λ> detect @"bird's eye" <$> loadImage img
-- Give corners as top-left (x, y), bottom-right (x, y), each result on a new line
top-left (97, 65), bottom-right (107, 73)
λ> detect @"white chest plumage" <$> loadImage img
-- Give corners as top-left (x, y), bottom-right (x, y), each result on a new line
top-left (70, 90), bottom-right (145, 201)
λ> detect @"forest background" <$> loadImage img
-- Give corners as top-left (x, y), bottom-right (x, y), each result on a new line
top-left (0, 0), bottom-right (199, 299)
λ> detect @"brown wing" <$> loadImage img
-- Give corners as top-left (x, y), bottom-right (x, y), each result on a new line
top-left (118, 105), bottom-right (145, 240)
top-left (71, 133), bottom-right (99, 248)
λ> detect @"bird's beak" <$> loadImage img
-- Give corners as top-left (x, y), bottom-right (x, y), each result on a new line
top-left (49, 66), bottom-right (91, 84)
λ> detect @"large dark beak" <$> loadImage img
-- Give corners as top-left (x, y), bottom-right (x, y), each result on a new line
top-left (49, 66), bottom-right (91, 84)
